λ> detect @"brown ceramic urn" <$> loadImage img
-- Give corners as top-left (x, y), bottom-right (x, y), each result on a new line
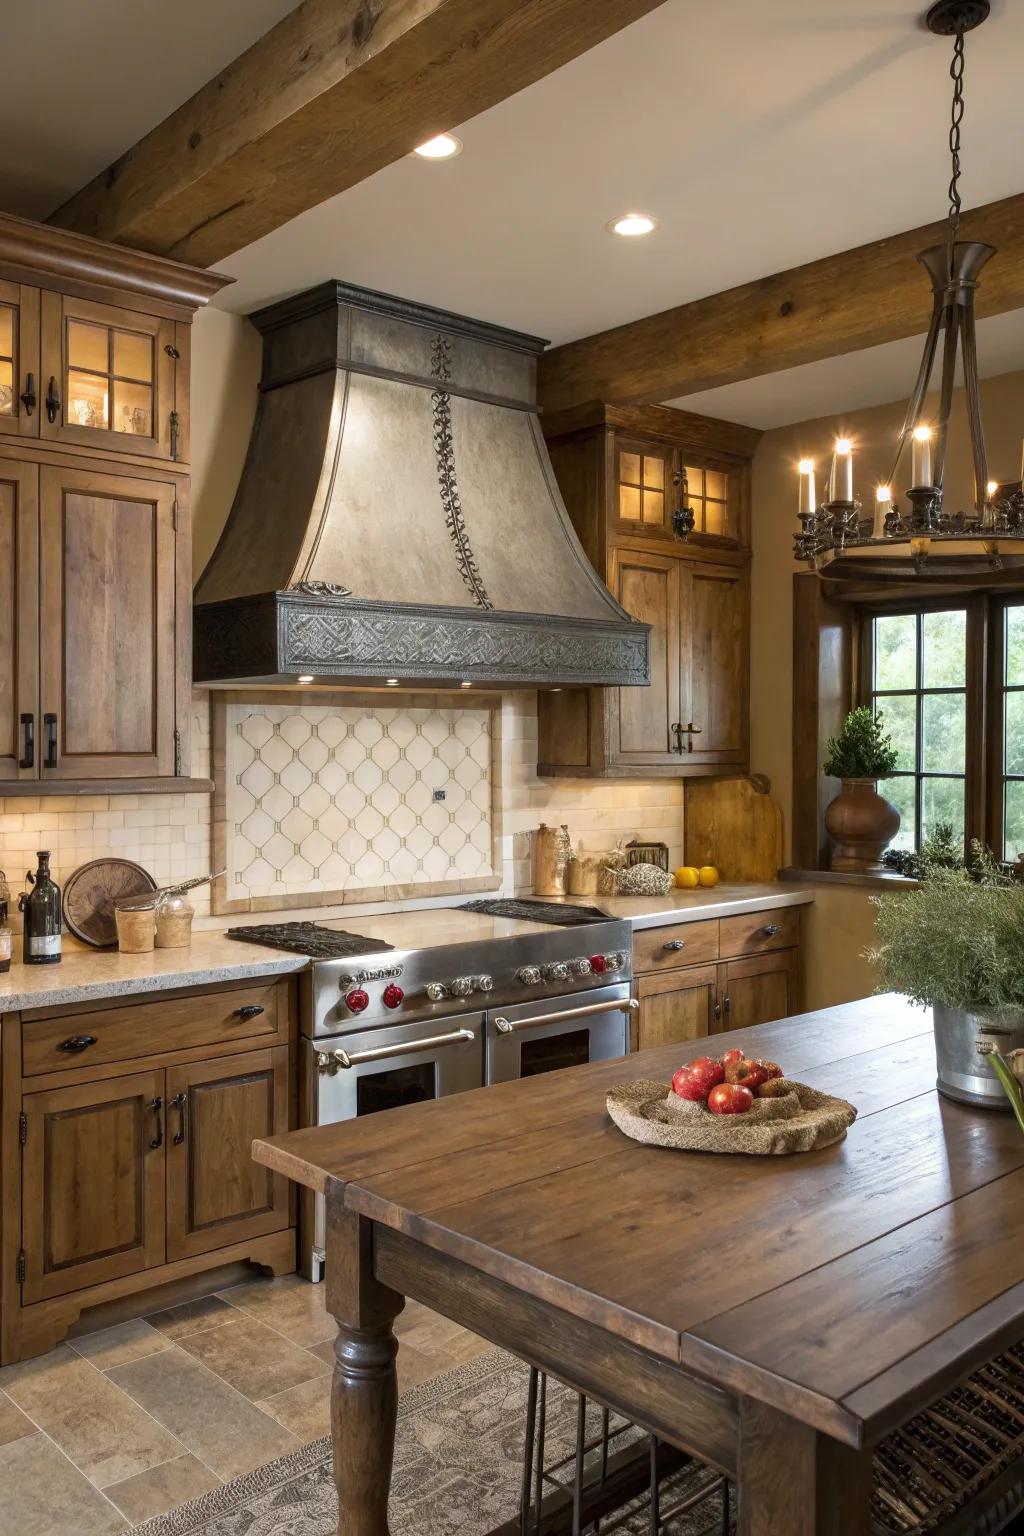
top-left (825, 779), bottom-right (901, 872)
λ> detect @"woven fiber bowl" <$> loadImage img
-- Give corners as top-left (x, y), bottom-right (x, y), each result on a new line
top-left (607, 1079), bottom-right (857, 1155)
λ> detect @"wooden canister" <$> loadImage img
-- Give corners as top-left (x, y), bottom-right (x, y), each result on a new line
top-left (115, 899), bottom-right (156, 953)
top-left (534, 823), bottom-right (571, 896)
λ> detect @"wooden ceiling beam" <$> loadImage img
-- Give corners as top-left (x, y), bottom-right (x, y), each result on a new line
top-left (537, 192), bottom-right (1024, 413)
top-left (47, 0), bottom-right (669, 268)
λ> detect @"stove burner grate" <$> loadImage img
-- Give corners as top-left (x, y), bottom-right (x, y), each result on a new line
top-left (459, 898), bottom-right (611, 927)
top-left (225, 922), bottom-right (394, 959)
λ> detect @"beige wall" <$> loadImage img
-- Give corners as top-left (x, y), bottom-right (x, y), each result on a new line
top-left (190, 305), bottom-right (261, 580)
top-left (751, 366), bottom-right (1024, 1006)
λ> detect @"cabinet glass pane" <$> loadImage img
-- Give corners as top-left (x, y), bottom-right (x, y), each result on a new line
top-left (922, 776), bottom-right (965, 843)
top-left (68, 320), bottom-right (108, 374)
top-left (1005, 691), bottom-right (1024, 775)
top-left (619, 485), bottom-right (641, 521)
top-left (0, 359), bottom-right (12, 416)
top-left (619, 451), bottom-right (641, 486)
top-left (1006, 606), bottom-right (1024, 685)
top-left (641, 488), bottom-right (664, 525)
top-left (878, 694), bottom-right (916, 771)
top-left (873, 613), bottom-right (916, 690)
top-left (703, 499), bottom-right (731, 536)
top-left (704, 469), bottom-right (727, 501)
top-left (883, 776), bottom-right (916, 850)
top-left (67, 370), bottom-right (109, 429)
top-left (113, 330), bottom-right (153, 383)
top-left (922, 693), bottom-right (965, 773)
top-left (684, 466), bottom-right (704, 495)
top-left (0, 305), bottom-right (13, 360)
top-left (113, 379), bottom-right (153, 437)
top-left (922, 609), bottom-right (966, 687)
top-left (1005, 780), bottom-right (1024, 861)
top-left (641, 455), bottom-right (664, 489)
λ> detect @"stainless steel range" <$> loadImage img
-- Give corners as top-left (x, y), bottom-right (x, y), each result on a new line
top-left (231, 902), bottom-right (634, 1279)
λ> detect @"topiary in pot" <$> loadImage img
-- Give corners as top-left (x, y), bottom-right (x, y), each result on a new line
top-left (822, 708), bottom-right (901, 873)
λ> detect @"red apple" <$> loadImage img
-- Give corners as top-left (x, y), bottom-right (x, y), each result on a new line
top-left (758, 1060), bottom-right (784, 1081)
top-left (721, 1047), bottom-right (745, 1067)
top-left (671, 1056), bottom-right (725, 1102)
top-left (724, 1057), bottom-right (769, 1092)
top-left (707, 1082), bottom-right (754, 1115)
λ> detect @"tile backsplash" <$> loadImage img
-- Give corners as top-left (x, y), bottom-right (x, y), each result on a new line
top-left (0, 692), bottom-right (684, 931)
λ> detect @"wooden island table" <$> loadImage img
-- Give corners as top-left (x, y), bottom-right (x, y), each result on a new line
top-left (252, 996), bottom-right (1024, 1535)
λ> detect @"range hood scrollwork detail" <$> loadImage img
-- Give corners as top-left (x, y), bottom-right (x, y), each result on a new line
top-left (193, 281), bottom-right (650, 690)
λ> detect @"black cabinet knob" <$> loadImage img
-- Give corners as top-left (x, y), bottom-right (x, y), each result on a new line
top-left (234, 1004), bottom-right (265, 1020)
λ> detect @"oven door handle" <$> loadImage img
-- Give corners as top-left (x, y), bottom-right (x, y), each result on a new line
top-left (317, 1028), bottom-right (475, 1074)
top-left (493, 998), bottom-right (639, 1035)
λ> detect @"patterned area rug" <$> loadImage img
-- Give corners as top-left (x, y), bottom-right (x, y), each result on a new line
top-left (134, 1349), bottom-right (729, 1535)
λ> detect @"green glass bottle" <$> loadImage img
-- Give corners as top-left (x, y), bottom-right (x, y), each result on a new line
top-left (20, 851), bottom-right (62, 966)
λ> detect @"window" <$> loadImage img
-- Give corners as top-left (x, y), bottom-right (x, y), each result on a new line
top-left (65, 318), bottom-right (154, 437)
top-left (866, 607), bottom-right (968, 851)
top-left (860, 595), bottom-right (1024, 861)
top-left (618, 448), bottom-right (665, 527)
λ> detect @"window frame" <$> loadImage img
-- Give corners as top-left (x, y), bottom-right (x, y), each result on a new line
top-left (854, 592), bottom-right (1009, 857)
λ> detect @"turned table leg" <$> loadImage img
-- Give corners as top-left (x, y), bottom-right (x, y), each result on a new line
top-left (737, 1400), bottom-right (872, 1536)
top-left (325, 1184), bottom-right (405, 1536)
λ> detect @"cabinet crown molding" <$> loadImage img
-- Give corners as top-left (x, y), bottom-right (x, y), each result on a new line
top-left (0, 212), bottom-right (232, 315)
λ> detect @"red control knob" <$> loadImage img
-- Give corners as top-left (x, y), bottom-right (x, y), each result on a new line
top-left (588, 954), bottom-right (608, 974)
top-left (382, 984), bottom-right (405, 1010)
top-left (345, 988), bottom-right (370, 1014)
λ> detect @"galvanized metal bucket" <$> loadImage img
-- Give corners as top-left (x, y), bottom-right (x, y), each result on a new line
top-left (933, 1002), bottom-right (1024, 1109)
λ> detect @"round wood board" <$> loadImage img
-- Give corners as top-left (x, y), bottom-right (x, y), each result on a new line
top-left (63, 859), bottom-right (157, 949)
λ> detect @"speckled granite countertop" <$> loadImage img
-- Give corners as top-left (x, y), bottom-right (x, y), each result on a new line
top-left (0, 884), bottom-right (812, 1013)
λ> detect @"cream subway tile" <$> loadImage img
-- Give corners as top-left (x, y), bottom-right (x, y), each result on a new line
top-left (1, 797), bottom-right (40, 814)
top-left (93, 812), bottom-right (125, 829)
top-left (0, 815), bottom-right (23, 834)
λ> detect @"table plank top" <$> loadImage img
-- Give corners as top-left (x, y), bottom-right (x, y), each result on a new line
top-left (253, 995), bottom-right (1024, 1443)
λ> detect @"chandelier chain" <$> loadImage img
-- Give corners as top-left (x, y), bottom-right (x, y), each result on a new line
top-left (946, 27), bottom-right (966, 265)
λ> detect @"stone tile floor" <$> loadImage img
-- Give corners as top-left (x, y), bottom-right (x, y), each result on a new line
top-left (0, 1273), bottom-right (491, 1531)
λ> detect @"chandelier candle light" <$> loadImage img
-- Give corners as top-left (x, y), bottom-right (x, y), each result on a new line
top-left (795, 0), bottom-right (1024, 580)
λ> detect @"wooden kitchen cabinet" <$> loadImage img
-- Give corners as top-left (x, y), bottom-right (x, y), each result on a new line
top-left (166, 1047), bottom-right (291, 1262)
top-left (0, 460), bottom-right (38, 780)
top-left (0, 211), bottom-right (226, 795)
top-left (1, 977), bottom-right (297, 1364)
top-left (631, 906), bottom-right (802, 1052)
top-left (0, 279), bottom-right (40, 441)
top-left (21, 1069), bottom-right (165, 1303)
top-left (40, 292), bottom-right (181, 462)
top-left (538, 403), bottom-right (759, 778)
top-left (39, 463), bottom-right (179, 778)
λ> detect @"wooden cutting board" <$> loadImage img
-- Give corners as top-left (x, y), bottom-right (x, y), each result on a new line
top-left (684, 774), bottom-right (782, 881)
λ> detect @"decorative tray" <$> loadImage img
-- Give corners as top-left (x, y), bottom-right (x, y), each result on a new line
top-left (607, 1078), bottom-right (857, 1156)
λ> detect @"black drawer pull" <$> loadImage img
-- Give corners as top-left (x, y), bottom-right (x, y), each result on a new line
top-left (58, 1033), bottom-right (96, 1053)
top-left (18, 714), bottom-right (34, 770)
top-left (662, 939), bottom-right (685, 952)
top-left (234, 1004), bottom-right (265, 1020)
top-left (170, 1091), bottom-right (187, 1146)
top-left (44, 376), bottom-right (60, 424)
top-left (20, 373), bottom-right (36, 416)
top-left (43, 713), bottom-right (57, 769)
top-left (148, 1096), bottom-right (164, 1149)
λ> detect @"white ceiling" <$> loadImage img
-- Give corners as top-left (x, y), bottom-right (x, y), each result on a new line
top-left (2, 0), bottom-right (1022, 428)
top-left (0, 0), bottom-right (297, 219)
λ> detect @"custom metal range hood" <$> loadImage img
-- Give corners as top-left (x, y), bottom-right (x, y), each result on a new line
top-left (193, 281), bottom-right (650, 689)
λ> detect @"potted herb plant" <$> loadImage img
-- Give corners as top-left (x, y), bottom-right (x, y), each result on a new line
top-left (871, 856), bottom-right (1024, 1109)
top-left (822, 707), bottom-right (900, 872)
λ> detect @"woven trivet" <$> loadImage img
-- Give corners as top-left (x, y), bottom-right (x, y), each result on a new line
top-left (607, 1078), bottom-right (857, 1155)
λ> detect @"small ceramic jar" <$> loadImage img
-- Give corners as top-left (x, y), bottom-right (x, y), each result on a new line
top-left (115, 899), bottom-right (156, 953)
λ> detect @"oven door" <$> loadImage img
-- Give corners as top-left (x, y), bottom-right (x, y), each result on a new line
top-left (486, 983), bottom-right (632, 1085)
top-left (305, 1013), bottom-right (484, 1277)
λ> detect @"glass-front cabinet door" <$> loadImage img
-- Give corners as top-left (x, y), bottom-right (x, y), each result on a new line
top-left (0, 280), bottom-right (40, 440)
top-left (40, 293), bottom-right (177, 460)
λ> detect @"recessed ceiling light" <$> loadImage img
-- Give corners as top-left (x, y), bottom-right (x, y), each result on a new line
top-left (459, 680), bottom-right (472, 689)
top-left (607, 212), bottom-right (659, 238)
top-left (297, 674), bottom-right (314, 685)
top-left (386, 678), bottom-right (400, 687)
top-left (413, 133), bottom-right (462, 160)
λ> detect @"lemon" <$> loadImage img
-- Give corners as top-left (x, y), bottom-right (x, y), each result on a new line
top-left (674, 866), bottom-right (700, 888)
top-left (698, 865), bottom-right (719, 887)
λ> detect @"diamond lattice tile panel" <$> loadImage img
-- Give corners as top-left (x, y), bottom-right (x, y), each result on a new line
top-left (223, 702), bottom-right (495, 906)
